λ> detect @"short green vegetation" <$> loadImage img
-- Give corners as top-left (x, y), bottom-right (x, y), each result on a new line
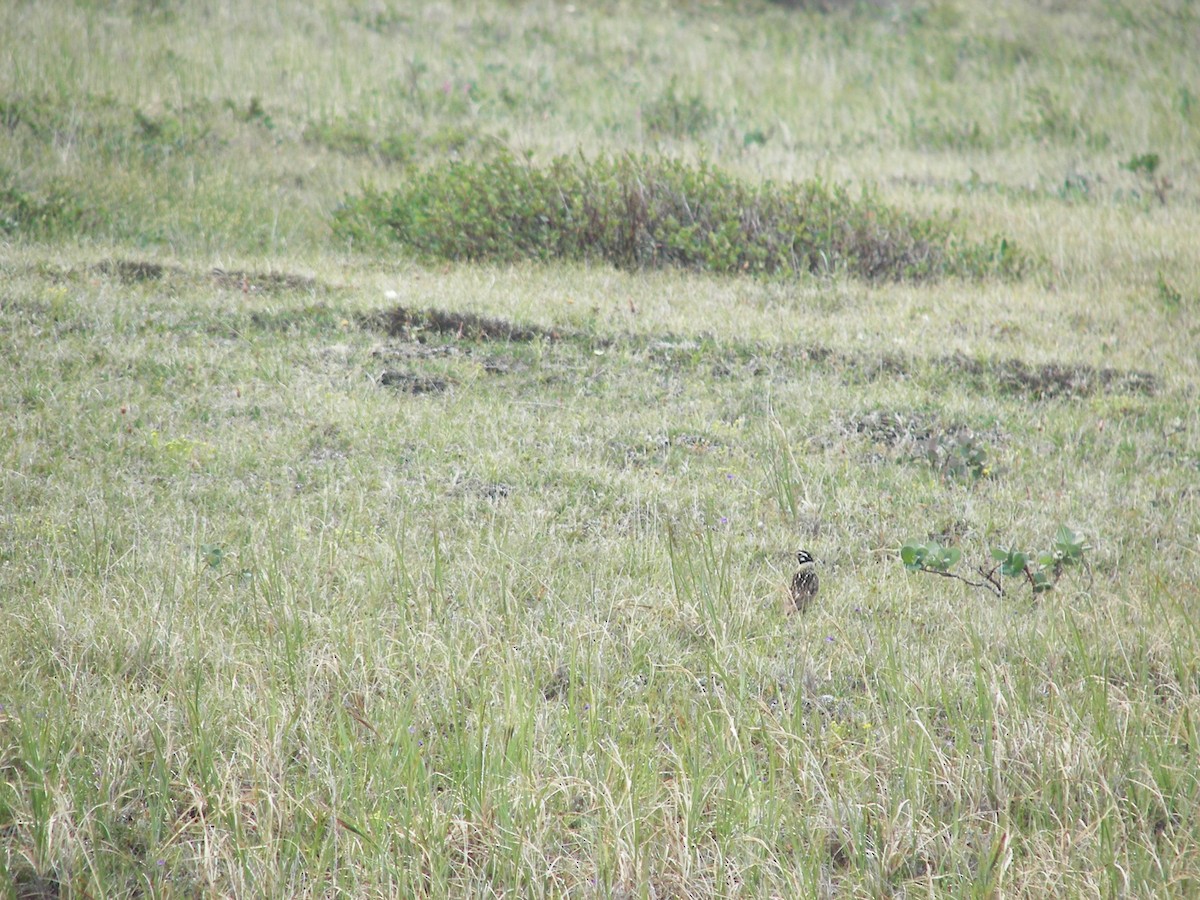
top-left (902, 526), bottom-right (1092, 596)
top-left (335, 152), bottom-right (1025, 281)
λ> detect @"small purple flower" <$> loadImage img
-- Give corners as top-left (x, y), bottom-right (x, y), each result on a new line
top-left (719, 516), bottom-right (728, 525)
top-left (825, 636), bottom-right (835, 643)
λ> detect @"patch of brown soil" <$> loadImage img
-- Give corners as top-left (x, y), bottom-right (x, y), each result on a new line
top-left (938, 352), bottom-right (1158, 398)
top-left (93, 259), bottom-right (176, 282)
top-left (211, 268), bottom-right (322, 294)
top-left (359, 305), bottom-right (1161, 400)
top-left (843, 410), bottom-right (939, 447)
top-left (378, 370), bottom-right (451, 394)
top-left (361, 306), bottom-right (558, 342)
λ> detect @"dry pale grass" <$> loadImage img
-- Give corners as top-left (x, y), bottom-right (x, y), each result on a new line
top-left (2, 0), bottom-right (1199, 896)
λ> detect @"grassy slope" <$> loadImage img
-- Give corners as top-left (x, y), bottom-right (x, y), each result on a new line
top-left (2, 0), bottom-right (1199, 897)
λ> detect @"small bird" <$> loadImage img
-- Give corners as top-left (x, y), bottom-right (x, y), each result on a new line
top-left (789, 550), bottom-right (820, 612)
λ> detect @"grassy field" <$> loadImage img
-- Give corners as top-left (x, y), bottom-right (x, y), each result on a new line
top-left (2, 0), bottom-right (1200, 896)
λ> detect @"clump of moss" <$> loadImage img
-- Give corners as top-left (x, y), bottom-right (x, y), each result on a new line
top-left (333, 152), bottom-right (1026, 281)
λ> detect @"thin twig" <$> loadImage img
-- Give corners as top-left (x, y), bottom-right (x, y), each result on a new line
top-left (1024, 565), bottom-right (1041, 592)
top-left (916, 565), bottom-right (1004, 597)
top-left (978, 564), bottom-right (1005, 595)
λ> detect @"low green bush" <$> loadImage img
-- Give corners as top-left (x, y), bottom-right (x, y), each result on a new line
top-left (333, 151), bottom-right (1026, 281)
top-left (901, 526), bottom-right (1091, 597)
top-left (0, 173), bottom-right (96, 238)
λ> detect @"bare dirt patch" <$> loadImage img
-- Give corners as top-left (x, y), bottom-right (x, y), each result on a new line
top-left (370, 342), bottom-right (531, 379)
top-left (81, 260), bottom-right (336, 295)
top-left (935, 352), bottom-right (1158, 399)
top-left (359, 305), bottom-right (1162, 401)
top-left (211, 267), bottom-right (324, 294)
top-left (378, 369), bottom-right (451, 394)
top-left (360, 306), bottom-right (560, 342)
top-left (842, 409), bottom-right (941, 448)
top-left (701, 342), bottom-right (1155, 398)
top-left (93, 259), bottom-right (176, 282)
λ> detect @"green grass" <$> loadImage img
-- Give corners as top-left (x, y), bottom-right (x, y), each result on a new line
top-left (2, 0), bottom-right (1200, 897)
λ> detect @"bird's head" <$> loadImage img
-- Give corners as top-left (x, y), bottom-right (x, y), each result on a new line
top-left (796, 549), bottom-right (815, 566)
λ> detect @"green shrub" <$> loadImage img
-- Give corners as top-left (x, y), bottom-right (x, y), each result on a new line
top-left (333, 151), bottom-right (1026, 281)
top-left (0, 172), bottom-right (96, 238)
top-left (901, 526), bottom-right (1091, 597)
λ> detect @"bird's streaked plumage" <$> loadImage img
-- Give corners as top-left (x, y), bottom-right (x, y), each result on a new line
top-left (789, 549), bottom-right (819, 612)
